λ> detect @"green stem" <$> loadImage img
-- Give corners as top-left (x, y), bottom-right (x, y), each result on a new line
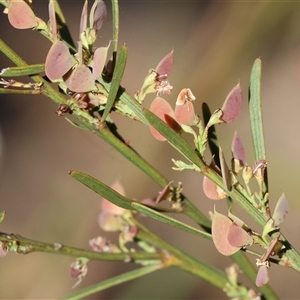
top-left (0, 232), bottom-right (163, 262)
top-left (135, 218), bottom-right (278, 299)
top-left (134, 219), bottom-right (228, 290)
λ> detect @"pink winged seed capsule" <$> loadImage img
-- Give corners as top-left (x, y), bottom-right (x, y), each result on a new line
top-left (272, 193), bottom-right (289, 227)
top-left (202, 176), bottom-right (227, 200)
top-left (90, 0), bottom-right (107, 31)
top-left (155, 50), bottom-right (174, 78)
top-left (212, 210), bottom-right (240, 256)
top-left (221, 82), bottom-right (243, 123)
top-left (7, 0), bottom-right (37, 29)
top-left (255, 265), bottom-right (270, 287)
top-left (92, 45), bottom-right (110, 79)
top-left (174, 88), bottom-right (198, 125)
top-left (67, 65), bottom-right (96, 93)
top-left (231, 131), bottom-right (246, 165)
top-left (45, 41), bottom-right (76, 81)
top-left (227, 223), bottom-right (253, 247)
top-left (149, 97), bottom-right (180, 141)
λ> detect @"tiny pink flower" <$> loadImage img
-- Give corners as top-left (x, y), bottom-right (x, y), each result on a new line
top-left (70, 257), bottom-right (89, 288)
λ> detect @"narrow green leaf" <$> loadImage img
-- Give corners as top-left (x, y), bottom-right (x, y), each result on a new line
top-left (70, 170), bottom-right (210, 236)
top-left (96, 126), bottom-right (168, 186)
top-left (0, 64), bottom-right (45, 77)
top-left (70, 170), bottom-right (134, 210)
top-left (131, 202), bottom-right (211, 240)
top-left (63, 264), bottom-right (163, 300)
top-left (99, 79), bottom-right (149, 124)
top-left (249, 58), bottom-right (266, 161)
top-left (101, 44), bottom-right (127, 122)
top-left (249, 58), bottom-right (269, 198)
top-left (70, 170), bottom-right (171, 212)
top-left (111, 0), bottom-right (119, 53)
top-left (143, 108), bottom-right (204, 169)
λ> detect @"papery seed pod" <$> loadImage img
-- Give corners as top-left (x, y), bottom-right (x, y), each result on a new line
top-left (90, 0), bottom-right (107, 31)
top-left (272, 193), bottom-right (289, 227)
top-left (92, 43), bottom-right (110, 79)
top-left (7, 0), bottom-right (37, 29)
top-left (155, 50), bottom-right (174, 79)
top-left (149, 96), bottom-right (180, 141)
top-left (174, 101), bottom-right (198, 125)
top-left (221, 82), bottom-right (242, 123)
top-left (227, 223), bottom-right (253, 247)
top-left (174, 89), bottom-right (198, 125)
top-left (212, 209), bottom-right (240, 256)
top-left (156, 182), bottom-right (172, 203)
top-left (231, 131), bottom-right (246, 165)
top-left (79, 0), bottom-right (88, 34)
top-left (67, 64), bottom-right (96, 92)
top-left (255, 265), bottom-right (269, 287)
top-left (45, 41), bottom-right (76, 80)
top-left (228, 209), bottom-right (245, 227)
top-left (203, 176), bottom-right (227, 200)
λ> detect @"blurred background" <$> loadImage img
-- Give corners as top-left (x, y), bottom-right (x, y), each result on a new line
top-left (1, 1), bottom-right (300, 299)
